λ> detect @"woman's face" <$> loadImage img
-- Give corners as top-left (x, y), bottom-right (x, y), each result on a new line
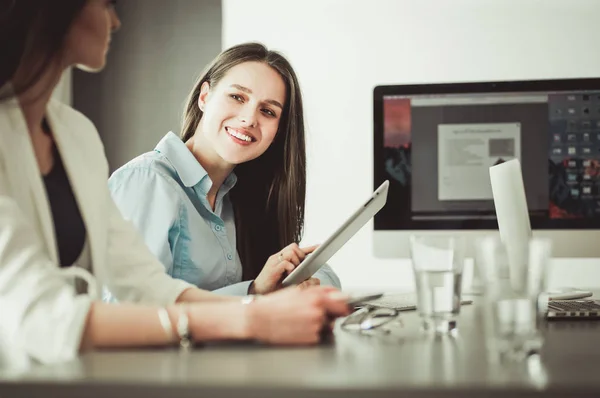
top-left (64, 0), bottom-right (121, 71)
top-left (197, 61), bottom-right (287, 165)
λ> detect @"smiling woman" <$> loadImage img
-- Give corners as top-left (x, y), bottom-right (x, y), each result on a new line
top-left (195, 61), bottom-right (286, 164)
top-left (108, 42), bottom-right (341, 297)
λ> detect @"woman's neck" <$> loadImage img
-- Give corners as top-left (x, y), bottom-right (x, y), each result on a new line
top-left (185, 128), bottom-right (235, 209)
top-left (14, 65), bottom-right (62, 134)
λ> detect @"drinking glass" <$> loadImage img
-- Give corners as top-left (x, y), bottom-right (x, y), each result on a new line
top-left (476, 235), bottom-right (551, 362)
top-left (410, 235), bottom-right (466, 335)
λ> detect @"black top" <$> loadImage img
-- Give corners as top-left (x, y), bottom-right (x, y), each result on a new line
top-left (41, 120), bottom-right (87, 267)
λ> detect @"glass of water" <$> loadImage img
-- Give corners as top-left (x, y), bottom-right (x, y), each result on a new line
top-left (409, 235), bottom-right (466, 335)
top-left (476, 235), bottom-right (551, 362)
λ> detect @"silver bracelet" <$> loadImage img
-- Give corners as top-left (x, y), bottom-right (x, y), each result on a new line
top-left (157, 307), bottom-right (175, 343)
top-left (177, 304), bottom-right (192, 351)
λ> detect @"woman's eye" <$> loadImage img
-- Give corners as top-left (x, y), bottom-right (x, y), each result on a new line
top-left (230, 94), bottom-right (243, 102)
top-left (262, 109), bottom-right (276, 117)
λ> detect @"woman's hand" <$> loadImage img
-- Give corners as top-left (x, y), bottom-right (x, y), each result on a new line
top-left (249, 243), bottom-right (319, 295)
top-left (297, 278), bottom-right (320, 289)
top-left (244, 286), bottom-right (351, 345)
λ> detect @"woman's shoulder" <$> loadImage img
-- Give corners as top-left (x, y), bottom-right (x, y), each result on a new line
top-left (110, 150), bottom-right (186, 193)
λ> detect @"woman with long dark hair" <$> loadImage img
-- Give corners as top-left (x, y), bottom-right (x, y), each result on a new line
top-left (0, 0), bottom-right (349, 366)
top-left (109, 43), bottom-right (340, 296)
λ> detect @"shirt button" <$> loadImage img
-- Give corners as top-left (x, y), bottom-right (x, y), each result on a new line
top-left (227, 253), bottom-right (233, 261)
top-left (215, 225), bottom-right (221, 232)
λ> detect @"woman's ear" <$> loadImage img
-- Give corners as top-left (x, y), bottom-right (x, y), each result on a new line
top-left (197, 81), bottom-right (211, 112)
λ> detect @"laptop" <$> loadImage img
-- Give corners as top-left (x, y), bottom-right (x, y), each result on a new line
top-left (489, 159), bottom-right (599, 320)
top-left (547, 300), bottom-right (600, 319)
top-left (281, 180), bottom-right (389, 287)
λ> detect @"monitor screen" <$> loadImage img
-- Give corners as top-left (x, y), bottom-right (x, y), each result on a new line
top-left (373, 78), bottom-right (600, 231)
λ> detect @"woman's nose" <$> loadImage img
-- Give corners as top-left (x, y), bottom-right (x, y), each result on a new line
top-left (238, 108), bottom-right (257, 127)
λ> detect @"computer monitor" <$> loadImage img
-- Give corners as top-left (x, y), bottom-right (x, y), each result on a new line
top-left (373, 77), bottom-right (600, 259)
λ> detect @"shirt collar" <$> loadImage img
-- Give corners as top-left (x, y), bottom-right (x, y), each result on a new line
top-left (154, 131), bottom-right (237, 192)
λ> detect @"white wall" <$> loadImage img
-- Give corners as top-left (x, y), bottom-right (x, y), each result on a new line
top-left (223, 0), bottom-right (600, 291)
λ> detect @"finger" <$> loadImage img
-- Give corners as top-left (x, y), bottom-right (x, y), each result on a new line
top-left (278, 260), bottom-right (296, 276)
top-left (286, 242), bottom-right (300, 251)
top-left (312, 285), bottom-right (339, 294)
top-left (300, 286), bottom-right (337, 298)
top-left (325, 301), bottom-right (352, 317)
top-left (287, 244), bottom-right (306, 262)
top-left (300, 244), bottom-right (319, 255)
top-left (323, 291), bottom-right (352, 316)
top-left (267, 253), bottom-right (281, 268)
top-left (276, 246), bottom-right (301, 266)
top-left (300, 278), bottom-right (319, 288)
top-left (299, 278), bottom-right (319, 288)
top-left (297, 280), bottom-right (310, 290)
top-left (285, 250), bottom-right (302, 266)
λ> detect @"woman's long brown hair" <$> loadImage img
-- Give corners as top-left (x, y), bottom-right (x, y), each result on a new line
top-left (180, 43), bottom-right (306, 280)
top-left (0, 0), bottom-right (88, 101)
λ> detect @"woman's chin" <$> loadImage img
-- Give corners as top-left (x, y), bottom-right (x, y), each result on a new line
top-left (219, 151), bottom-right (256, 166)
top-left (221, 155), bottom-right (249, 166)
top-left (74, 60), bottom-right (106, 73)
top-left (218, 144), bottom-right (259, 165)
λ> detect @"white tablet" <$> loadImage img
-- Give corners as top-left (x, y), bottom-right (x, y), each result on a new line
top-left (281, 180), bottom-right (390, 287)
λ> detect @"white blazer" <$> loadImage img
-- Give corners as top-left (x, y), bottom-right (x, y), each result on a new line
top-left (0, 97), bottom-right (194, 366)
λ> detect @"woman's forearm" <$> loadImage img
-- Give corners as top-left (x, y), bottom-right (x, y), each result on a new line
top-left (80, 302), bottom-right (178, 349)
top-left (80, 300), bottom-right (250, 350)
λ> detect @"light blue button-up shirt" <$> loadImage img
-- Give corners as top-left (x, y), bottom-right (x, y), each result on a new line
top-left (108, 132), bottom-right (341, 296)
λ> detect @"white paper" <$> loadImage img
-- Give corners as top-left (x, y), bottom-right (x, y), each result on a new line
top-left (438, 123), bottom-right (521, 201)
top-left (489, 158), bottom-right (532, 293)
